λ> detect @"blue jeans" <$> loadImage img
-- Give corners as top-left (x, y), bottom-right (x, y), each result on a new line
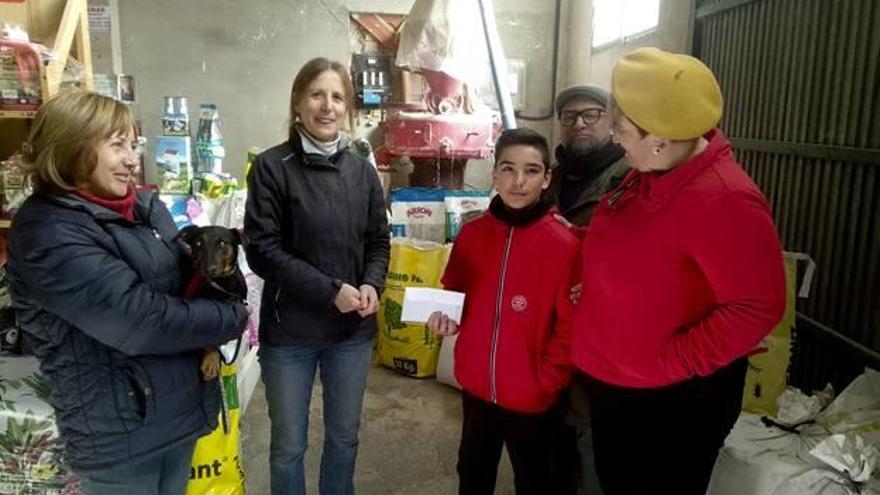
top-left (76, 438), bottom-right (197, 495)
top-left (259, 336), bottom-right (373, 495)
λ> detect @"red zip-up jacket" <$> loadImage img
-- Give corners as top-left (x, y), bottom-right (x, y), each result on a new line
top-left (571, 129), bottom-right (786, 389)
top-left (442, 209), bottom-right (580, 413)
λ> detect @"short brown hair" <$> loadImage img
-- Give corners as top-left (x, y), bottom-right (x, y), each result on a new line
top-left (21, 90), bottom-right (135, 196)
top-left (494, 127), bottom-right (551, 172)
top-left (289, 57), bottom-right (354, 133)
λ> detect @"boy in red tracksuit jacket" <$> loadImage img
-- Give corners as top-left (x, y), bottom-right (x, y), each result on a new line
top-left (427, 128), bottom-right (581, 495)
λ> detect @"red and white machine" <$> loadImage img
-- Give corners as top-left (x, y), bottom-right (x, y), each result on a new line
top-left (378, 0), bottom-right (503, 189)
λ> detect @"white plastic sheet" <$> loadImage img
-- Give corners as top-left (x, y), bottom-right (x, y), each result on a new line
top-left (817, 368), bottom-right (880, 445)
top-left (774, 469), bottom-right (880, 495)
top-left (811, 434), bottom-right (879, 482)
top-left (775, 384), bottom-right (834, 427)
top-left (395, 0), bottom-right (490, 85)
top-left (773, 434), bottom-right (880, 494)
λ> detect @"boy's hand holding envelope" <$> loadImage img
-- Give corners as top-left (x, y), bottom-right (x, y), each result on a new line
top-left (427, 311), bottom-right (459, 336)
top-left (401, 287), bottom-right (465, 337)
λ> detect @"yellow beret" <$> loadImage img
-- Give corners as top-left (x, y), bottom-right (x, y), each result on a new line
top-left (611, 47), bottom-right (723, 140)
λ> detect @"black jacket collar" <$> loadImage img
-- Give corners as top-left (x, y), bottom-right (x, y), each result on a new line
top-left (288, 128), bottom-right (351, 169)
top-left (489, 194), bottom-right (553, 227)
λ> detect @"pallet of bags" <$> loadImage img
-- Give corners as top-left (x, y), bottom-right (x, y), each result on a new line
top-left (708, 368), bottom-right (880, 495)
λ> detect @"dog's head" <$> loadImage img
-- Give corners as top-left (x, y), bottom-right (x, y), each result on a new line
top-left (176, 226), bottom-right (246, 279)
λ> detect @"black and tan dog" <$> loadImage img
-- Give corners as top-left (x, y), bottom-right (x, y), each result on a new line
top-left (176, 225), bottom-right (248, 381)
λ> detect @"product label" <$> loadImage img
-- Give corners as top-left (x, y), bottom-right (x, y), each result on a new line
top-left (393, 357), bottom-right (419, 375)
top-left (163, 118), bottom-right (189, 136)
top-left (407, 206), bottom-right (433, 218)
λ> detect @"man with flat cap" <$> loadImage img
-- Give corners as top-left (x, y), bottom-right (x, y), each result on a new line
top-left (549, 84), bottom-right (629, 226)
top-left (548, 85), bottom-right (629, 495)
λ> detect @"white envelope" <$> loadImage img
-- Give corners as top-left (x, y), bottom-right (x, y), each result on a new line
top-left (401, 287), bottom-right (465, 324)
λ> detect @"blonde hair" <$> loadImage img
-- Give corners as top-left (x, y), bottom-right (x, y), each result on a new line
top-left (21, 90), bottom-right (136, 196)
top-left (289, 57), bottom-right (355, 134)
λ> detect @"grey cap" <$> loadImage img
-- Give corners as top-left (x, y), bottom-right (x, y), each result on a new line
top-left (554, 85), bottom-right (611, 116)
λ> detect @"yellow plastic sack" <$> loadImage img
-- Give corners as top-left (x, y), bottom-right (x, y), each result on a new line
top-left (742, 253), bottom-right (815, 415)
top-left (186, 364), bottom-right (245, 495)
top-left (376, 238), bottom-right (450, 377)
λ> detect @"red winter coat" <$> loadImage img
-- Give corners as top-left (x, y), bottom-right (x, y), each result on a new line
top-left (571, 129), bottom-right (786, 389)
top-left (442, 210), bottom-right (580, 413)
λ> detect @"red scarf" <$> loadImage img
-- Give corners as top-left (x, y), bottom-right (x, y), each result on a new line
top-left (184, 272), bottom-right (206, 298)
top-left (74, 187), bottom-right (137, 222)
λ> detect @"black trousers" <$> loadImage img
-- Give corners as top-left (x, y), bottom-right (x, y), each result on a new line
top-left (581, 358), bottom-right (748, 495)
top-left (550, 389), bottom-right (581, 495)
top-left (458, 392), bottom-right (564, 495)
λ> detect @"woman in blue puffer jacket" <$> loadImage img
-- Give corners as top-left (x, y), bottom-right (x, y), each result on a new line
top-left (6, 91), bottom-right (248, 495)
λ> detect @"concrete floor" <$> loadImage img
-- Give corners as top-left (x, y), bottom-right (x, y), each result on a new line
top-left (241, 364), bottom-right (516, 494)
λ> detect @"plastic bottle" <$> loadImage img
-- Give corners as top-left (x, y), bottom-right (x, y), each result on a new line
top-left (162, 96), bottom-right (190, 136)
top-left (195, 103), bottom-right (225, 174)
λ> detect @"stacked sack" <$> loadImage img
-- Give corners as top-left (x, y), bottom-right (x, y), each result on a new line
top-left (376, 238), bottom-right (450, 377)
top-left (741, 252), bottom-right (816, 415)
top-left (708, 368), bottom-right (880, 495)
top-left (377, 187), bottom-right (490, 378)
top-left (389, 187), bottom-right (491, 244)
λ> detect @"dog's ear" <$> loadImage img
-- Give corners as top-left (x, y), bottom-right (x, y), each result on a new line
top-left (231, 228), bottom-right (249, 247)
top-left (174, 225), bottom-right (200, 245)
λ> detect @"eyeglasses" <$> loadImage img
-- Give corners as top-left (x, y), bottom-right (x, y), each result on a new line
top-left (559, 108), bottom-right (606, 126)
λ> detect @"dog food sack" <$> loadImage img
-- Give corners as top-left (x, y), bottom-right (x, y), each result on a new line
top-left (186, 364), bottom-right (245, 495)
top-left (377, 238), bottom-right (451, 377)
top-left (445, 190), bottom-right (491, 241)
top-left (742, 252), bottom-right (816, 415)
top-left (390, 187), bottom-right (446, 244)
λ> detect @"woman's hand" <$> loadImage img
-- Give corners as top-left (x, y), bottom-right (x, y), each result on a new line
top-left (554, 213), bottom-right (588, 239)
top-left (357, 284), bottom-right (379, 317)
top-left (553, 213), bottom-right (573, 229)
top-left (334, 283), bottom-right (362, 313)
top-left (426, 311), bottom-right (459, 336)
top-left (200, 348), bottom-right (221, 381)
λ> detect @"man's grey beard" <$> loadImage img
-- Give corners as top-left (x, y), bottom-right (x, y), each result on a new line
top-left (566, 136), bottom-right (603, 156)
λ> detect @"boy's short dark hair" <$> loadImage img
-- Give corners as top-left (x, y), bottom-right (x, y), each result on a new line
top-left (494, 128), bottom-right (551, 171)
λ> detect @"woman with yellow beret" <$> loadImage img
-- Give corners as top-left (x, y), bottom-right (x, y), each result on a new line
top-left (569, 47), bottom-right (787, 494)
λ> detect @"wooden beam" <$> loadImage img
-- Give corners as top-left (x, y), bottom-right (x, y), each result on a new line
top-left (74, 0), bottom-right (93, 90)
top-left (51, 0), bottom-right (80, 72)
top-left (350, 12), bottom-right (405, 53)
top-left (36, 0), bottom-right (93, 96)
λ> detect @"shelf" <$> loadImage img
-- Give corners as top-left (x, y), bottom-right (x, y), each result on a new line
top-left (0, 0), bottom-right (94, 101)
top-left (0, 110), bottom-right (37, 119)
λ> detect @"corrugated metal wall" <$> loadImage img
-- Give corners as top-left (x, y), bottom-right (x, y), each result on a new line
top-left (693, 0), bottom-right (880, 390)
